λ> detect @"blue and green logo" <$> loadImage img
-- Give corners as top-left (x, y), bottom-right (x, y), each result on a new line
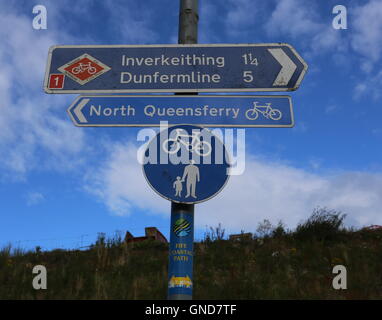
top-left (173, 218), bottom-right (191, 237)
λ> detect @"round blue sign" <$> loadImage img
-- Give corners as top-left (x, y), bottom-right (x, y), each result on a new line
top-left (142, 125), bottom-right (230, 204)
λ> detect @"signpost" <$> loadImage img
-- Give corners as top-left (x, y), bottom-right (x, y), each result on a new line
top-left (44, 44), bottom-right (307, 94)
top-left (44, 0), bottom-right (308, 301)
top-left (67, 95), bottom-right (294, 128)
top-left (142, 124), bottom-right (230, 299)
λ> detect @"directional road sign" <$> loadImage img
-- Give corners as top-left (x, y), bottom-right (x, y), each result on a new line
top-left (68, 95), bottom-right (294, 128)
top-left (142, 125), bottom-right (230, 204)
top-left (44, 44), bottom-right (308, 93)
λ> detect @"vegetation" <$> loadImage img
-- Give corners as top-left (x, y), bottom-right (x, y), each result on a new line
top-left (1, 208), bottom-right (381, 299)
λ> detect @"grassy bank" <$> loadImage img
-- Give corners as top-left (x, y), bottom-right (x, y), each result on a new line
top-left (1, 209), bottom-right (381, 299)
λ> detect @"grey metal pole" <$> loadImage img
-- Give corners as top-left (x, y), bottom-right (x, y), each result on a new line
top-left (167, 0), bottom-right (199, 301)
top-left (178, 0), bottom-right (198, 44)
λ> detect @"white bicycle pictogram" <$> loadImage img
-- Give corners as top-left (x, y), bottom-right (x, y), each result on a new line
top-left (71, 62), bottom-right (97, 75)
top-left (245, 102), bottom-right (282, 121)
top-left (163, 129), bottom-right (212, 157)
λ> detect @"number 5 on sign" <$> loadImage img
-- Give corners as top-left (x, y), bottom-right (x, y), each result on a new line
top-left (243, 71), bottom-right (254, 83)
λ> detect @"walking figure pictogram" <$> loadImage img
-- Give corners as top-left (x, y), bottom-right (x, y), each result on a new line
top-left (181, 160), bottom-right (200, 199)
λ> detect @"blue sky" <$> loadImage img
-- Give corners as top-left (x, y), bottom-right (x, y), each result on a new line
top-left (1, 0), bottom-right (382, 251)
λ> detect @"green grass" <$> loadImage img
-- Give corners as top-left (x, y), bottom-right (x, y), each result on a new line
top-left (1, 209), bottom-right (382, 299)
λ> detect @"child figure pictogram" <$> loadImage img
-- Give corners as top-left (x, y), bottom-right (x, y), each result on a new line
top-left (173, 176), bottom-right (183, 197)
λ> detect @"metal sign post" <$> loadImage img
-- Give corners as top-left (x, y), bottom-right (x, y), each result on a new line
top-left (142, 123), bottom-right (230, 300)
top-left (168, 0), bottom-right (198, 300)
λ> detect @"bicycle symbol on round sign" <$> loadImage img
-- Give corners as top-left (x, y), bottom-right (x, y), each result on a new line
top-left (162, 128), bottom-right (212, 157)
top-left (245, 102), bottom-right (283, 121)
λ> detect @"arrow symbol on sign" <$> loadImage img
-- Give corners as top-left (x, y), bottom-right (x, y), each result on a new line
top-left (73, 98), bottom-right (89, 123)
top-left (268, 48), bottom-right (297, 86)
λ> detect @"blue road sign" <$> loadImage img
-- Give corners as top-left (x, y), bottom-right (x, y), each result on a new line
top-left (44, 44), bottom-right (307, 93)
top-left (142, 125), bottom-right (230, 204)
top-left (68, 95), bottom-right (294, 128)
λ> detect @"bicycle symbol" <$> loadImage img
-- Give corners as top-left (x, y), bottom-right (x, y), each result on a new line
top-left (245, 102), bottom-right (282, 121)
top-left (162, 129), bottom-right (212, 157)
top-left (71, 62), bottom-right (97, 75)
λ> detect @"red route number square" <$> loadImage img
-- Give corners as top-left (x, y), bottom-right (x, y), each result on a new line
top-left (48, 74), bottom-right (65, 89)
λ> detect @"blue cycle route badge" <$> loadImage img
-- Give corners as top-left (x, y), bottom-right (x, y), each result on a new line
top-left (173, 218), bottom-right (192, 237)
top-left (142, 125), bottom-right (230, 204)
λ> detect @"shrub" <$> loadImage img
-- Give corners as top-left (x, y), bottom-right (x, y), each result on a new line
top-left (294, 207), bottom-right (347, 242)
top-left (271, 221), bottom-right (287, 238)
top-left (256, 219), bottom-right (274, 238)
top-left (203, 223), bottom-right (226, 242)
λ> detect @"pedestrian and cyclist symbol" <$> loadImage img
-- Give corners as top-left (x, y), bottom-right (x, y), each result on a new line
top-left (143, 124), bottom-right (230, 204)
top-left (173, 160), bottom-right (200, 198)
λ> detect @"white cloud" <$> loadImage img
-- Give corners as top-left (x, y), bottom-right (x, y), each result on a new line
top-left (85, 141), bottom-right (382, 233)
top-left (199, 1), bottom-right (222, 43)
top-left (353, 69), bottom-right (382, 101)
top-left (292, 121), bottom-right (308, 133)
top-left (103, 0), bottom-right (158, 43)
top-left (83, 141), bottom-right (168, 216)
top-left (225, 0), bottom-right (260, 35)
top-left (265, 0), bottom-right (345, 54)
top-left (0, 8), bottom-right (90, 178)
top-left (325, 104), bottom-right (338, 114)
top-left (199, 0), bottom-right (267, 42)
top-left (266, 0), bottom-right (321, 38)
top-left (308, 157), bottom-right (322, 170)
top-left (0, 1), bottom-right (162, 179)
top-left (265, 0), bottom-right (382, 100)
top-left (26, 192), bottom-right (45, 206)
top-left (349, 0), bottom-right (382, 99)
top-left (351, 0), bottom-right (382, 63)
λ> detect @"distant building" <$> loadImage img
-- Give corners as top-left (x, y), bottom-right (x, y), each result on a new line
top-left (363, 225), bottom-right (382, 231)
top-left (124, 227), bottom-right (168, 244)
top-left (229, 233), bottom-right (253, 241)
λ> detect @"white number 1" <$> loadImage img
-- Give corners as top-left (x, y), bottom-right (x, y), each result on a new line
top-left (242, 53), bottom-right (259, 66)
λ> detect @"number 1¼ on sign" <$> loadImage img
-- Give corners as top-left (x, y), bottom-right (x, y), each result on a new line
top-left (242, 53), bottom-right (259, 66)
